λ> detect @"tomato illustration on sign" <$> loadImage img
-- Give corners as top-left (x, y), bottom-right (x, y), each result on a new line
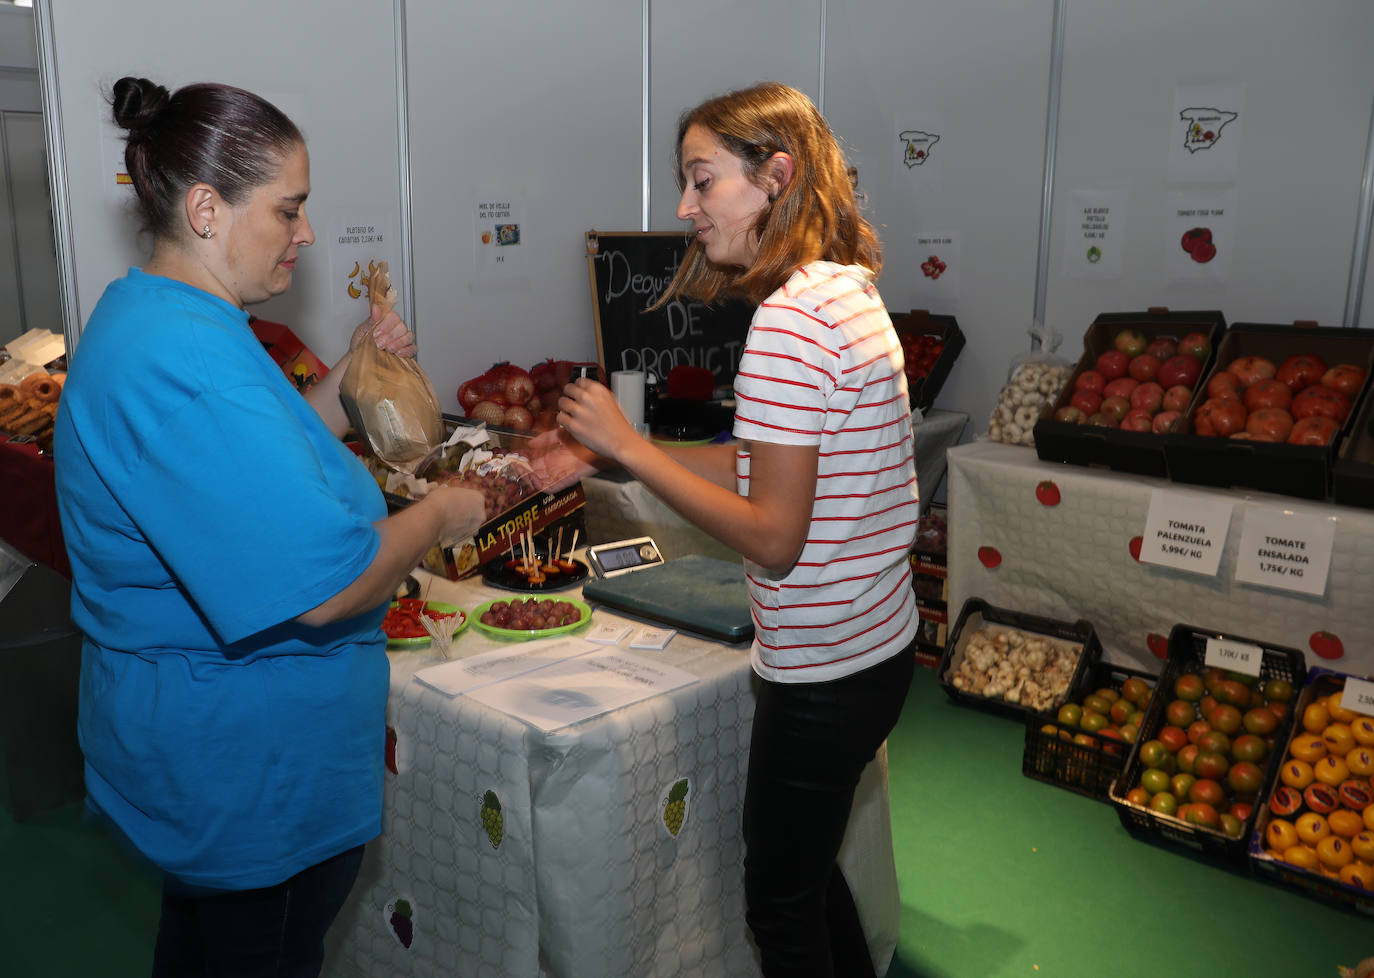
top-left (920, 255), bottom-right (948, 280)
top-left (977, 546), bottom-right (1002, 569)
top-left (1034, 480), bottom-right (1061, 507)
top-left (1309, 630), bottom-right (1344, 660)
top-left (1181, 227), bottom-right (1216, 263)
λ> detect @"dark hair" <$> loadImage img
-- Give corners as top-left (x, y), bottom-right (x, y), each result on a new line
top-left (657, 82), bottom-right (882, 307)
top-left (111, 77), bottom-right (304, 237)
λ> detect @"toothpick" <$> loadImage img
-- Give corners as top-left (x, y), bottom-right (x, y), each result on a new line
top-left (556, 526), bottom-right (564, 563)
top-left (566, 528), bottom-right (579, 561)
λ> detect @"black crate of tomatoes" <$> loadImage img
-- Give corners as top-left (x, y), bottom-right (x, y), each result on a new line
top-left (1022, 660), bottom-right (1159, 803)
top-left (1331, 380), bottom-right (1374, 509)
top-left (892, 310), bottom-right (964, 414)
top-left (1108, 624), bottom-right (1305, 868)
top-left (936, 598), bottom-right (1102, 723)
top-left (1163, 322), bottom-right (1374, 500)
top-left (1033, 309), bottom-right (1226, 478)
top-left (1250, 667), bottom-right (1374, 914)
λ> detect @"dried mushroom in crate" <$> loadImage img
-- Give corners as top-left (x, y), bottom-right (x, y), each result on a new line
top-left (948, 624), bottom-right (1084, 711)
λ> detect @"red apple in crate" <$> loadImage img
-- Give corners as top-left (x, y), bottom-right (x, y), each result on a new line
top-left (1152, 410), bottom-right (1181, 434)
top-left (1095, 350), bottom-right (1131, 381)
top-left (1099, 395), bottom-right (1131, 423)
top-left (1287, 415), bottom-right (1339, 445)
top-left (1130, 382), bottom-right (1164, 413)
top-left (1228, 356), bottom-right (1276, 387)
top-left (1243, 378), bottom-right (1292, 412)
top-left (1074, 369), bottom-right (1107, 395)
top-left (1146, 336), bottom-right (1179, 361)
top-left (1162, 385), bottom-right (1193, 413)
top-left (1114, 328), bottom-right (1148, 357)
top-left (1245, 407), bottom-right (1293, 442)
top-left (1206, 371), bottom-right (1243, 399)
top-left (1275, 353), bottom-right (1327, 391)
top-left (1103, 377), bottom-right (1139, 399)
top-left (1321, 363), bottom-right (1367, 397)
top-left (1291, 385), bottom-right (1351, 423)
top-left (1070, 390), bottom-right (1103, 416)
top-left (1158, 354), bottom-right (1202, 389)
top-left (1178, 332), bottom-right (1212, 360)
top-left (1120, 409), bottom-right (1154, 432)
top-left (1128, 354), bottom-right (1162, 382)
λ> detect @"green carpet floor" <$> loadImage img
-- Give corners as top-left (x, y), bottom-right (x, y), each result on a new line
top-left (3, 665), bottom-right (1370, 976)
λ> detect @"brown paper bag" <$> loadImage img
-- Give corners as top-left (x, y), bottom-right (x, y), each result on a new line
top-left (339, 261), bottom-right (445, 474)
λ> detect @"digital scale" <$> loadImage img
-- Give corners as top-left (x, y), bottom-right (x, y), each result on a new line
top-left (580, 537), bottom-right (754, 643)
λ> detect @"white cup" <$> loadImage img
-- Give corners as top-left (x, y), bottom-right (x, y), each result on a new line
top-left (611, 369), bottom-right (646, 434)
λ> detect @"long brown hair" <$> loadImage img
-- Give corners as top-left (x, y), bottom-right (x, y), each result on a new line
top-left (656, 82), bottom-right (881, 307)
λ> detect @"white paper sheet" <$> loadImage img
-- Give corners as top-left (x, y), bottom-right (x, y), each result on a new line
top-left (463, 647), bottom-right (699, 732)
top-left (413, 637), bottom-right (599, 696)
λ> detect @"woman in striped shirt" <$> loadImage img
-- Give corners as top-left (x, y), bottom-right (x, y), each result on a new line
top-left (554, 82), bottom-right (920, 977)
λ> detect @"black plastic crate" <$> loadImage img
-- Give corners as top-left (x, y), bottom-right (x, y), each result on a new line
top-left (1033, 309), bottom-right (1226, 478)
top-left (893, 310), bottom-right (964, 414)
top-left (1331, 375), bottom-right (1374, 509)
top-left (936, 598), bottom-right (1101, 722)
top-left (1022, 660), bottom-right (1160, 803)
top-left (1164, 322), bottom-right (1374, 501)
top-left (1249, 666), bottom-right (1374, 915)
top-left (1108, 623), bottom-right (1307, 868)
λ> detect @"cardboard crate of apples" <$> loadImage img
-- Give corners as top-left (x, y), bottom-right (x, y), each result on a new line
top-left (1164, 322), bottom-right (1374, 500)
top-left (1251, 667), bottom-right (1374, 913)
top-left (1033, 309), bottom-right (1225, 478)
top-left (1022, 658), bottom-right (1159, 803)
top-left (1108, 624), bottom-right (1306, 867)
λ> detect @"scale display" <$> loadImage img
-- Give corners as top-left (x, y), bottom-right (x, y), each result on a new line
top-left (586, 537), bottom-right (664, 578)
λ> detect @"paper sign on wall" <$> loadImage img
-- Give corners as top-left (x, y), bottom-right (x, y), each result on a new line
top-left (1139, 490), bottom-right (1234, 575)
top-left (1234, 506), bottom-right (1335, 597)
top-left (1062, 190), bottom-right (1128, 279)
top-left (474, 196), bottom-right (529, 290)
top-left (1168, 83), bottom-right (1245, 182)
top-left (329, 218), bottom-right (396, 312)
top-left (1165, 189), bottom-right (1236, 285)
top-left (912, 230), bottom-right (960, 304)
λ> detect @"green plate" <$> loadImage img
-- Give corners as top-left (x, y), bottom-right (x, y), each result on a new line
top-left (470, 596), bottom-right (592, 641)
top-left (384, 600), bottom-right (468, 648)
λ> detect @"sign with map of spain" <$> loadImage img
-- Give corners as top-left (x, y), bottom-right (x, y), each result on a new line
top-left (1168, 83), bottom-right (1245, 181)
top-left (898, 113), bottom-right (945, 191)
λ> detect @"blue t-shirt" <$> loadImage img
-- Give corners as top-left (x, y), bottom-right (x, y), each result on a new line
top-left (54, 268), bottom-right (389, 891)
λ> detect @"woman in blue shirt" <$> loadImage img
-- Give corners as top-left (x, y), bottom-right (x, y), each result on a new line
top-left (54, 76), bottom-right (483, 978)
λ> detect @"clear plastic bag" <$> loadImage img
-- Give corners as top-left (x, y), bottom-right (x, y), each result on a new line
top-left (985, 324), bottom-right (1075, 446)
top-left (338, 262), bottom-right (446, 474)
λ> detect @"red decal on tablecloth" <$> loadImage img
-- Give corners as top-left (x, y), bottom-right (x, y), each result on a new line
top-left (1129, 536), bottom-right (1143, 561)
top-left (385, 725), bottom-right (398, 775)
top-left (481, 790), bottom-right (504, 848)
top-left (662, 778), bottom-right (690, 838)
top-left (1034, 480), bottom-right (1061, 506)
top-left (1309, 630), bottom-right (1345, 660)
top-left (386, 898), bottom-right (414, 949)
top-left (977, 546), bottom-right (1002, 569)
top-left (1146, 633), bottom-right (1169, 660)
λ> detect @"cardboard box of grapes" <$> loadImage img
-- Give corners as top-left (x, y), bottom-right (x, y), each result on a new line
top-left (377, 417), bottom-right (585, 581)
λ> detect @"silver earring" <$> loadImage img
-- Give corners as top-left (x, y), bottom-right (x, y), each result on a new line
top-left (202, 225), bottom-right (213, 239)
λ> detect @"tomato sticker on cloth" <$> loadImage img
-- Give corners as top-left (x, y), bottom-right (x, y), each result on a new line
top-left (1309, 630), bottom-right (1344, 660)
top-left (385, 725), bottom-right (399, 775)
top-left (1034, 480), bottom-right (1061, 506)
top-left (1147, 633), bottom-right (1169, 660)
top-left (1128, 536), bottom-right (1143, 561)
top-left (977, 546), bottom-right (1002, 569)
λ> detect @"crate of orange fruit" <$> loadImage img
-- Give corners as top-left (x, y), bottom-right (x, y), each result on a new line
top-left (1249, 666), bottom-right (1374, 915)
top-left (1107, 623), bottom-right (1306, 868)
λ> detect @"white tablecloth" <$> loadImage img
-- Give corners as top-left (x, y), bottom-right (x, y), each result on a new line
top-left (323, 568), bottom-right (899, 978)
top-left (946, 439), bottom-right (1374, 674)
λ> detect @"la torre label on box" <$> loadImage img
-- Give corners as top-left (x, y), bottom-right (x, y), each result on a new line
top-left (1203, 637), bottom-right (1263, 678)
top-left (1338, 678), bottom-right (1374, 719)
top-left (1233, 506), bottom-right (1335, 598)
top-left (1140, 491), bottom-right (1234, 575)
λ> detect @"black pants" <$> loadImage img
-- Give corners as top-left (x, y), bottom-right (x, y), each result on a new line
top-left (150, 844), bottom-right (365, 978)
top-left (743, 648), bottom-right (915, 977)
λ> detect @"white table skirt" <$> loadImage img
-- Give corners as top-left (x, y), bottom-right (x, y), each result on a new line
top-left (323, 567), bottom-right (900, 978)
top-left (946, 439), bottom-right (1374, 674)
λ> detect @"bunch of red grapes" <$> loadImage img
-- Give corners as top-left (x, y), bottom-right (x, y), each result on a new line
top-left (480, 598), bottom-right (582, 631)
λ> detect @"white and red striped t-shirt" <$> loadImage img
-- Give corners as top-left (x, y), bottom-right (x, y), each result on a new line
top-left (732, 261), bottom-right (920, 683)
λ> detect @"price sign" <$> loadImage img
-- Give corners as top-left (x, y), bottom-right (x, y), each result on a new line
top-left (1203, 637), bottom-right (1262, 677)
top-left (1338, 678), bottom-right (1374, 719)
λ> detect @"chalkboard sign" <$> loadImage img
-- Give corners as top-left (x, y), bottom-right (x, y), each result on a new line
top-left (585, 231), bottom-right (755, 387)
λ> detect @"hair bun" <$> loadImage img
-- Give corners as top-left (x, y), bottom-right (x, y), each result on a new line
top-left (112, 76), bottom-right (171, 131)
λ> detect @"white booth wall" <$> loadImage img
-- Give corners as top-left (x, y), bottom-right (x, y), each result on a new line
top-left (35, 0), bottom-right (1374, 441)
